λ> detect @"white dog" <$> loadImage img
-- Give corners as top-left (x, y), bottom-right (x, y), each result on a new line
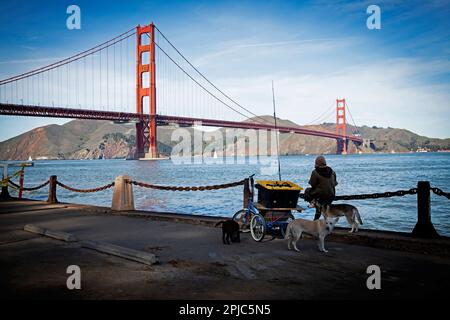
top-left (285, 217), bottom-right (339, 253)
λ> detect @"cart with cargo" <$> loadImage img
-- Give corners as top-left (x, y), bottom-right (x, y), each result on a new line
top-left (233, 175), bottom-right (303, 241)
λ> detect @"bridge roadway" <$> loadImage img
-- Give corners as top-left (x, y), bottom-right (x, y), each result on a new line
top-left (0, 199), bottom-right (448, 299)
top-left (0, 103), bottom-right (363, 143)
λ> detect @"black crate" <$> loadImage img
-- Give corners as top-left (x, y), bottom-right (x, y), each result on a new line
top-left (255, 180), bottom-right (301, 209)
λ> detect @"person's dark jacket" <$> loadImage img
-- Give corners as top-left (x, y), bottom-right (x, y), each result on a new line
top-left (307, 166), bottom-right (338, 202)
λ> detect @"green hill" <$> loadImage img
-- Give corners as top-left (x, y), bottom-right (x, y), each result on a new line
top-left (0, 118), bottom-right (448, 160)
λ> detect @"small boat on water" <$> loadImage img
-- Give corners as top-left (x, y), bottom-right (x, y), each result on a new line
top-left (28, 156), bottom-right (32, 161)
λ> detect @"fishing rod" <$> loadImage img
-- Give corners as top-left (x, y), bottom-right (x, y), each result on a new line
top-left (272, 80), bottom-right (282, 181)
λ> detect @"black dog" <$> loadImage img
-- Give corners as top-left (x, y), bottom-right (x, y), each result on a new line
top-left (215, 220), bottom-right (240, 245)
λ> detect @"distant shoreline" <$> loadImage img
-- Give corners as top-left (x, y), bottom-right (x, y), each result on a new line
top-left (2, 151), bottom-right (450, 162)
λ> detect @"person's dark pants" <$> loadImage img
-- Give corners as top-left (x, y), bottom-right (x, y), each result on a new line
top-left (313, 199), bottom-right (333, 220)
top-left (303, 188), bottom-right (333, 220)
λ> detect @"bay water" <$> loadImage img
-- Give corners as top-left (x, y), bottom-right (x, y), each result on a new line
top-left (6, 153), bottom-right (450, 236)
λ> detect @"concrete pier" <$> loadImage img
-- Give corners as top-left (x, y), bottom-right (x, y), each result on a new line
top-left (0, 199), bottom-right (449, 299)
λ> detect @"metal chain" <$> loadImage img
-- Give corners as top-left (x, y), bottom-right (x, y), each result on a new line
top-left (8, 179), bottom-right (50, 191)
top-left (7, 183), bottom-right (18, 190)
top-left (431, 187), bottom-right (450, 200)
top-left (299, 188), bottom-right (418, 201)
top-left (56, 181), bottom-right (115, 193)
top-left (130, 179), bottom-right (246, 191)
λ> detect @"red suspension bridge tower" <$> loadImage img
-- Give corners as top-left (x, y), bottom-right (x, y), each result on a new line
top-left (336, 98), bottom-right (347, 154)
top-left (136, 23), bottom-right (157, 159)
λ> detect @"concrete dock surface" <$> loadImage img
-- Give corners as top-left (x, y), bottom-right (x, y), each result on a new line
top-left (1, 199), bottom-right (449, 299)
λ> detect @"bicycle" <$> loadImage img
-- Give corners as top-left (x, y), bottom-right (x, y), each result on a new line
top-left (232, 174), bottom-right (303, 241)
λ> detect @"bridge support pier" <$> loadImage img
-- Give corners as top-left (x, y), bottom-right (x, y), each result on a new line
top-left (136, 119), bottom-right (160, 160)
top-left (336, 138), bottom-right (348, 155)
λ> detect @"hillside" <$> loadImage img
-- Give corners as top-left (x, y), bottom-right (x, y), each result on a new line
top-left (0, 118), bottom-right (449, 160)
top-left (0, 120), bottom-right (176, 160)
top-left (315, 122), bottom-right (450, 153)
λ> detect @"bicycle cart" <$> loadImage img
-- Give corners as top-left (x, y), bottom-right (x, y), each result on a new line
top-left (233, 175), bottom-right (303, 241)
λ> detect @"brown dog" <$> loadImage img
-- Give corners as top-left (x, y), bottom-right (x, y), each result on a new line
top-left (309, 199), bottom-right (363, 233)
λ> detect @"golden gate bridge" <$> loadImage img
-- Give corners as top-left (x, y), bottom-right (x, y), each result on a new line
top-left (0, 23), bottom-right (363, 158)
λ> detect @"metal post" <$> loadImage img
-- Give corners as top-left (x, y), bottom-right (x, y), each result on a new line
top-left (0, 185), bottom-right (10, 200)
top-left (0, 164), bottom-right (11, 200)
top-left (412, 181), bottom-right (440, 238)
top-left (47, 175), bottom-right (58, 204)
top-left (243, 178), bottom-right (250, 209)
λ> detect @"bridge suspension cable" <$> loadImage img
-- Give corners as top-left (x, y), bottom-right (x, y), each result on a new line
top-left (152, 35), bottom-right (255, 121)
top-left (154, 26), bottom-right (271, 125)
top-left (0, 28), bottom-right (136, 85)
top-left (304, 101), bottom-right (335, 125)
top-left (0, 27), bottom-right (136, 113)
top-left (344, 100), bottom-right (360, 135)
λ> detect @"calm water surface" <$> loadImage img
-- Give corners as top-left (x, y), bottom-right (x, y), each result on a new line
top-left (6, 153), bottom-right (450, 236)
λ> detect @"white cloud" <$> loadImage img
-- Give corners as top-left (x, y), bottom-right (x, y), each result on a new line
top-left (192, 37), bottom-right (357, 67)
top-left (210, 57), bottom-right (450, 138)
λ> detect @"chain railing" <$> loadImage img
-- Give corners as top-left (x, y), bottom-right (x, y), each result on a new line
top-left (298, 186), bottom-right (449, 202)
top-left (2, 175), bottom-right (245, 199)
top-left (299, 188), bottom-right (419, 201)
top-left (431, 187), bottom-right (450, 200)
top-left (8, 179), bottom-right (50, 191)
top-left (56, 181), bottom-right (115, 193)
top-left (130, 179), bottom-right (246, 191)
top-left (3, 174), bottom-right (448, 202)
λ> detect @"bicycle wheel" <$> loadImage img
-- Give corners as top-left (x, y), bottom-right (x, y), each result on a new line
top-left (233, 209), bottom-right (254, 232)
top-left (250, 214), bottom-right (266, 242)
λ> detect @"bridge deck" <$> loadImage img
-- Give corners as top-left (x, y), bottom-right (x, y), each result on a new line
top-left (0, 103), bottom-right (363, 143)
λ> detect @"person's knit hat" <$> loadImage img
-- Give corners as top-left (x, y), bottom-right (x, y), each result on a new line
top-left (315, 155), bottom-right (327, 168)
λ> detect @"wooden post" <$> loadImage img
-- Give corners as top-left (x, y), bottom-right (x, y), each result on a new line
top-left (18, 169), bottom-right (24, 199)
top-left (243, 178), bottom-right (250, 209)
top-left (412, 181), bottom-right (440, 238)
top-left (47, 175), bottom-right (58, 204)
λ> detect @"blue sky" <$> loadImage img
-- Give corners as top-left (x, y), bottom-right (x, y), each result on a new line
top-left (0, 0), bottom-right (449, 141)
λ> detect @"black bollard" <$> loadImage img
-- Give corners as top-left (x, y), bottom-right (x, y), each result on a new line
top-left (0, 185), bottom-right (11, 201)
top-left (412, 181), bottom-right (440, 238)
